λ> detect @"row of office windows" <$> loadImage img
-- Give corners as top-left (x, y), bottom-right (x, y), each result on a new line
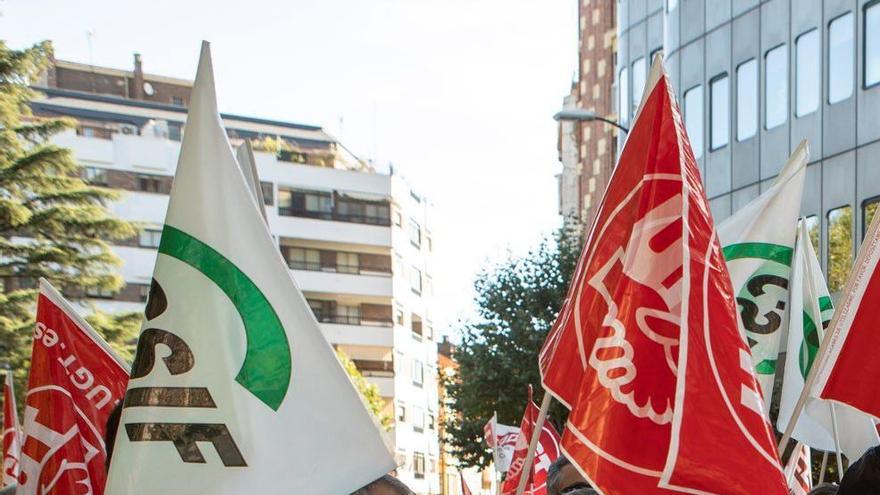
top-left (620, 4), bottom-right (880, 158)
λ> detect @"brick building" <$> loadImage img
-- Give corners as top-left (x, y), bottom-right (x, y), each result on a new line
top-left (557, 0), bottom-right (619, 230)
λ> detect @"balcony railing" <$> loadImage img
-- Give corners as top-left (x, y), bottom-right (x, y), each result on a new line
top-left (287, 260), bottom-right (392, 276)
top-left (352, 359), bottom-right (395, 377)
top-left (313, 313), bottom-right (393, 328)
top-left (278, 207), bottom-right (392, 227)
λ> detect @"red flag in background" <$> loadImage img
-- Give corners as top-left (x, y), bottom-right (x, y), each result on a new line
top-left (538, 55), bottom-right (787, 495)
top-left (17, 280), bottom-right (129, 495)
top-left (460, 472), bottom-right (474, 495)
top-left (501, 387), bottom-right (561, 495)
top-left (2, 372), bottom-right (20, 486)
top-left (812, 207), bottom-right (880, 419)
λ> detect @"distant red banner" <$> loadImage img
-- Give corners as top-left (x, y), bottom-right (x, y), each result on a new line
top-left (501, 387), bottom-right (561, 495)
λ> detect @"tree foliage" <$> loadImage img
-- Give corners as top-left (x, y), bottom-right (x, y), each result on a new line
top-left (336, 349), bottom-right (393, 431)
top-left (444, 227), bottom-right (582, 468)
top-left (0, 40), bottom-right (137, 399)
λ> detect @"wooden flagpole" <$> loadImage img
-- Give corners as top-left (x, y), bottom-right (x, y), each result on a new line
top-left (829, 403), bottom-right (845, 481)
top-left (514, 392), bottom-right (552, 495)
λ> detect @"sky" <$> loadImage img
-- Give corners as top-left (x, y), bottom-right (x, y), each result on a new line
top-left (1, 0), bottom-right (578, 335)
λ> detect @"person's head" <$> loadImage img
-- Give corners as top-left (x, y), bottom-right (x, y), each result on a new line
top-left (839, 446), bottom-right (880, 494)
top-left (547, 456), bottom-right (594, 495)
top-left (351, 475), bottom-right (414, 495)
top-left (808, 483), bottom-right (839, 495)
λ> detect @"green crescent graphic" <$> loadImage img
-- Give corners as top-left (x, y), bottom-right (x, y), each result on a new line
top-left (723, 242), bottom-right (794, 375)
top-left (158, 225), bottom-right (291, 411)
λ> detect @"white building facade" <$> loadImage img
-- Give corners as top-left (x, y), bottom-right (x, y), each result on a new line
top-left (34, 59), bottom-right (441, 493)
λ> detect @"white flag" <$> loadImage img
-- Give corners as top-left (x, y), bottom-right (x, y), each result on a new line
top-left (484, 413), bottom-right (519, 474)
top-left (105, 42), bottom-right (395, 495)
top-left (776, 221), bottom-right (879, 462)
top-left (234, 140), bottom-right (266, 221)
top-left (718, 140), bottom-right (808, 408)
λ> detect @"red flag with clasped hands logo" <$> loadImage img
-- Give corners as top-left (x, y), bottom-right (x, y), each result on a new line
top-left (17, 280), bottom-right (129, 495)
top-left (501, 386), bottom-right (561, 495)
top-left (538, 55), bottom-right (787, 495)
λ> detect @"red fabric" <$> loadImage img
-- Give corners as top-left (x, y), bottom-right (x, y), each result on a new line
top-left (820, 259), bottom-right (880, 417)
top-left (501, 387), bottom-right (561, 495)
top-left (17, 292), bottom-right (129, 495)
top-left (538, 63), bottom-right (787, 495)
top-left (2, 374), bottom-right (20, 486)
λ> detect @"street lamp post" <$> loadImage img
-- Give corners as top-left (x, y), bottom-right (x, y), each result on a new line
top-left (553, 108), bottom-right (629, 134)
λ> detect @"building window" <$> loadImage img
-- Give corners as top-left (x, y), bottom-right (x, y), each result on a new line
top-left (765, 44), bottom-right (788, 129)
top-left (631, 57), bottom-right (646, 115)
top-left (139, 284), bottom-right (150, 303)
top-left (425, 235), bottom-right (433, 252)
top-left (411, 313), bottom-right (423, 340)
top-left (413, 452), bottom-right (425, 479)
top-left (427, 413), bottom-right (435, 430)
top-left (393, 211), bottom-right (403, 227)
top-left (336, 252), bottom-right (359, 274)
top-left (866, 2), bottom-right (880, 87)
top-left (827, 205), bottom-right (853, 292)
top-left (336, 304), bottom-right (361, 325)
top-left (396, 403), bottom-right (406, 422)
top-left (412, 359), bottom-right (424, 387)
top-left (710, 74), bottom-right (729, 150)
top-left (81, 166), bottom-right (108, 186)
top-left (412, 407), bottom-right (425, 432)
top-left (168, 122), bottom-right (183, 141)
top-left (287, 247), bottom-right (321, 271)
top-left (795, 29), bottom-right (820, 117)
top-left (137, 174), bottom-right (163, 193)
top-left (86, 286), bottom-right (115, 299)
top-left (736, 59), bottom-right (758, 141)
top-left (829, 12), bottom-right (855, 104)
top-left (409, 267), bottom-right (422, 294)
top-left (138, 228), bottom-right (162, 248)
top-left (171, 96), bottom-right (184, 106)
top-left (619, 67), bottom-right (629, 125)
top-left (260, 182), bottom-right (274, 206)
top-left (395, 307), bottom-right (405, 326)
top-left (683, 85), bottom-right (703, 159)
top-left (277, 188), bottom-right (332, 218)
top-left (805, 215), bottom-right (820, 254)
top-left (863, 197), bottom-right (880, 239)
top-left (409, 219), bottom-right (422, 248)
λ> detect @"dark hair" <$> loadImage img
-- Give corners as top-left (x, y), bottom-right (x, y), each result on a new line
top-left (547, 456), bottom-right (572, 495)
top-left (839, 446), bottom-right (880, 494)
top-left (808, 483), bottom-right (838, 495)
top-left (104, 401), bottom-right (123, 471)
top-left (351, 475), bottom-right (414, 495)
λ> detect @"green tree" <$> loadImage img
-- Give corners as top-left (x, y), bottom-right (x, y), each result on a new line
top-left (0, 41), bottom-right (137, 397)
top-left (827, 206), bottom-right (853, 293)
top-left (444, 227), bottom-right (582, 468)
top-left (336, 349), bottom-right (393, 430)
top-left (86, 310), bottom-right (143, 363)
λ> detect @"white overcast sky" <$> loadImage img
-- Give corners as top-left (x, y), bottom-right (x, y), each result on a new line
top-left (2, 0), bottom-right (578, 334)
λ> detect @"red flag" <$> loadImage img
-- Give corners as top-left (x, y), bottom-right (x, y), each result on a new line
top-left (501, 387), bottom-right (561, 495)
top-left (812, 208), bottom-right (880, 419)
top-left (17, 280), bottom-right (129, 495)
top-left (783, 443), bottom-right (812, 495)
top-left (2, 372), bottom-right (20, 487)
top-left (460, 472), bottom-right (474, 495)
top-left (538, 56), bottom-right (787, 495)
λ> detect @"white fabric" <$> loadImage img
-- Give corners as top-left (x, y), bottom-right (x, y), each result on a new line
top-left (777, 222), bottom-right (879, 462)
top-left (105, 42), bottom-right (395, 495)
top-left (718, 142), bottom-right (808, 409)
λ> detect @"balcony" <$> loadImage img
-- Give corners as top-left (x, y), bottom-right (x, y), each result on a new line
top-left (291, 268), bottom-right (393, 297)
top-left (286, 260), bottom-right (391, 278)
top-left (278, 207), bottom-right (391, 227)
top-left (352, 359), bottom-right (395, 377)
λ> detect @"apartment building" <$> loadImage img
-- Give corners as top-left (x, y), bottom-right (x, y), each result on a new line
top-left (616, 0), bottom-right (880, 289)
top-left (33, 54), bottom-right (442, 493)
top-left (557, 0), bottom-right (619, 230)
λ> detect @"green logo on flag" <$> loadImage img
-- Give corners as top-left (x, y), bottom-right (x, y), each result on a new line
top-left (158, 225), bottom-right (292, 411)
top-left (723, 242), bottom-right (794, 375)
top-left (799, 295), bottom-right (833, 378)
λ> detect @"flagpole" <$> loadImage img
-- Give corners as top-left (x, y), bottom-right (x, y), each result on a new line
top-left (829, 403), bottom-right (845, 482)
top-left (818, 452), bottom-right (828, 484)
top-left (514, 392), bottom-right (551, 495)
